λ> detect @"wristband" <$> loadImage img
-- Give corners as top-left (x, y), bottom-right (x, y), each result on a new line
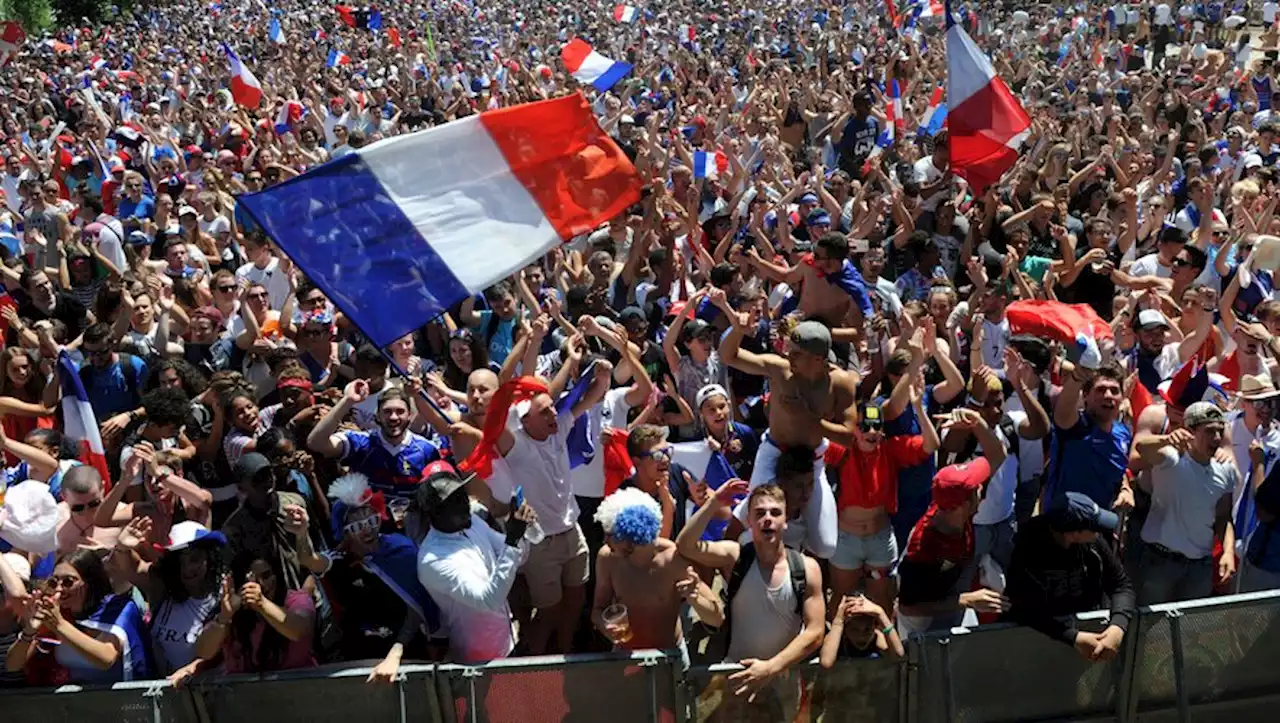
top-left (881, 623), bottom-right (896, 636)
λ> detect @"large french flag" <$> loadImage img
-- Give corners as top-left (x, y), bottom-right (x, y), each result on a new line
top-left (561, 38), bottom-right (632, 92)
top-left (238, 94), bottom-right (642, 348)
top-left (946, 0), bottom-right (1029, 192)
top-left (222, 42), bottom-right (263, 108)
top-left (57, 352), bottom-right (110, 487)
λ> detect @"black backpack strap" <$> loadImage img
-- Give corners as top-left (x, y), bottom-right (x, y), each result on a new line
top-left (720, 542), bottom-right (757, 641)
top-left (785, 547), bottom-right (807, 615)
top-left (999, 415), bottom-right (1020, 463)
top-left (485, 309), bottom-right (501, 342)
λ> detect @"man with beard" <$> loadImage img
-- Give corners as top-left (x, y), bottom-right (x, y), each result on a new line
top-left (416, 463), bottom-right (538, 663)
top-left (1132, 309), bottom-right (1206, 395)
top-left (307, 380), bottom-right (444, 501)
top-left (590, 488), bottom-right (722, 651)
top-left (720, 306), bottom-right (857, 560)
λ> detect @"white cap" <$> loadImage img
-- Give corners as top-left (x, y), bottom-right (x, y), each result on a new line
top-left (1136, 309), bottom-right (1171, 331)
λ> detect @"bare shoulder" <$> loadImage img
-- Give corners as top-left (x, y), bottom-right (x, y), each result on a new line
top-left (801, 553), bottom-right (824, 592)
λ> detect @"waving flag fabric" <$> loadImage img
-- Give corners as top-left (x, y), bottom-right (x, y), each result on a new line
top-left (613, 4), bottom-right (639, 23)
top-left (268, 17), bottom-right (285, 44)
top-left (328, 48), bottom-right (351, 67)
top-left (274, 99), bottom-right (307, 135)
top-left (237, 94), bottom-right (641, 350)
top-left (1006, 300), bottom-right (1110, 370)
top-left (561, 38), bottom-right (632, 91)
top-left (946, 0), bottom-right (1030, 191)
top-left (918, 85), bottom-right (946, 136)
top-left (670, 440), bottom-right (737, 540)
top-left (222, 43), bottom-right (262, 108)
top-left (57, 351), bottom-right (110, 487)
top-left (560, 361), bottom-right (600, 469)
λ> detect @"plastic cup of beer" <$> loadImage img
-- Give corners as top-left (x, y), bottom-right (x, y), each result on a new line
top-left (603, 603), bottom-right (632, 644)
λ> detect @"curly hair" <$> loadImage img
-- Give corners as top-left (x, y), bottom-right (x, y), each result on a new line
top-left (148, 358), bottom-right (209, 397)
top-left (594, 488), bottom-right (662, 543)
top-left (142, 386), bottom-right (191, 428)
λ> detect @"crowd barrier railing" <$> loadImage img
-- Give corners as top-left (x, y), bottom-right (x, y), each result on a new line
top-left (2, 589), bottom-right (1279, 722)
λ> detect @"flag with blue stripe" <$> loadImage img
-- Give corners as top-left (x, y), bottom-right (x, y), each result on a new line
top-left (670, 440), bottom-right (738, 540)
top-left (268, 18), bottom-right (285, 44)
top-left (559, 361), bottom-right (600, 468)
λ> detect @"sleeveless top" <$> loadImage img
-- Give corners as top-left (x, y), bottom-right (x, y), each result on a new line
top-left (725, 557), bottom-right (802, 662)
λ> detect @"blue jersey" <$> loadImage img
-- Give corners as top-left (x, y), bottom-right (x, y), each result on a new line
top-left (1044, 412), bottom-right (1133, 511)
top-left (338, 428), bottom-right (442, 498)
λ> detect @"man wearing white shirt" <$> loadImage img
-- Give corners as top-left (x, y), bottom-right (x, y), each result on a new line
top-left (492, 359), bottom-right (610, 654)
top-left (1129, 226), bottom-right (1188, 279)
top-left (416, 464), bottom-right (536, 663)
top-left (235, 235), bottom-right (292, 311)
top-left (1153, 2), bottom-right (1174, 66)
top-left (1173, 178), bottom-right (1226, 234)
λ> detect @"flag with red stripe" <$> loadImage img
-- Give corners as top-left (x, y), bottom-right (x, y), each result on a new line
top-left (57, 351), bottom-right (110, 488)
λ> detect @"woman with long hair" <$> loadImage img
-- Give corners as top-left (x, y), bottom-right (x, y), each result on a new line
top-left (6, 548), bottom-right (152, 683)
top-left (114, 518), bottom-right (225, 683)
top-left (440, 328), bottom-right (489, 393)
top-left (194, 552), bottom-right (316, 674)
top-left (0, 347), bottom-right (56, 465)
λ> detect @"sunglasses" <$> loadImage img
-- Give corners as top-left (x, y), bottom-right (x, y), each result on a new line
top-left (633, 445), bottom-right (672, 463)
top-left (69, 498), bottom-right (102, 513)
top-left (1172, 257), bottom-right (1191, 268)
top-left (343, 515), bottom-right (381, 537)
top-left (47, 575), bottom-right (82, 592)
top-left (859, 420), bottom-right (884, 433)
top-left (216, 285), bottom-right (237, 293)
top-left (247, 291), bottom-right (269, 301)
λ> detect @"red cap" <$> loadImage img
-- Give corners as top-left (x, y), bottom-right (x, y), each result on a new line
top-left (421, 460), bottom-right (460, 481)
top-left (931, 459), bottom-right (991, 510)
top-left (691, 115), bottom-right (708, 128)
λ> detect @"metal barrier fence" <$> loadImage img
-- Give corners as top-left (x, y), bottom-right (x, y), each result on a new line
top-left (4, 590), bottom-right (1280, 723)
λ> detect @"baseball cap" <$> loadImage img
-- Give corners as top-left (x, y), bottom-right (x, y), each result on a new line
top-left (1183, 401), bottom-right (1225, 428)
top-left (696, 383), bottom-right (729, 409)
top-left (234, 452), bottom-right (273, 486)
top-left (806, 209), bottom-right (832, 226)
top-left (931, 458), bottom-right (992, 510)
top-left (790, 320), bottom-right (832, 358)
top-left (417, 460), bottom-right (470, 511)
top-left (681, 318), bottom-right (713, 342)
top-left (798, 192), bottom-right (820, 205)
top-left (1045, 492), bottom-right (1119, 533)
top-left (127, 231), bottom-right (151, 247)
top-left (166, 521), bottom-right (226, 551)
top-left (1135, 309), bottom-right (1171, 331)
top-left (619, 305), bottom-right (646, 324)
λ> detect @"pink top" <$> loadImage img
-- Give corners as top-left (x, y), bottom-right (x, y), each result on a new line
top-left (222, 589), bottom-right (317, 673)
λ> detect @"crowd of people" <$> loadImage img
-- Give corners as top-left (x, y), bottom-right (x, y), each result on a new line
top-left (1, 0), bottom-right (1280, 718)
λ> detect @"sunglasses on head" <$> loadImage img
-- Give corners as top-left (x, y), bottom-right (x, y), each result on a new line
top-left (69, 498), bottom-right (102, 513)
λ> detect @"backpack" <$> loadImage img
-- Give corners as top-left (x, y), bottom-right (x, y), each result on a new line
top-left (79, 352), bottom-right (140, 403)
top-left (716, 543), bottom-right (807, 650)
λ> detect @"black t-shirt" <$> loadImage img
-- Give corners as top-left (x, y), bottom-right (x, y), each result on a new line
top-left (325, 558), bottom-right (429, 661)
top-left (14, 293), bottom-right (89, 343)
top-left (1061, 245), bottom-right (1123, 321)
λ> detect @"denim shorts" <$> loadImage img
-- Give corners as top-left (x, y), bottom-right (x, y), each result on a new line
top-left (832, 525), bottom-right (898, 572)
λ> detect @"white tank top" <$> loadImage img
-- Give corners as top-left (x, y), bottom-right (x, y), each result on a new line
top-left (725, 556), bottom-right (803, 663)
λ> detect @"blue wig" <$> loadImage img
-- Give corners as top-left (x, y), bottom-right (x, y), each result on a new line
top-left (612, 505), bottom-right (661, 546)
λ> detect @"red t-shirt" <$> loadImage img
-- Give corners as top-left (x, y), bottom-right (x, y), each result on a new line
top-left (826, 435), bottom-right (929, 513)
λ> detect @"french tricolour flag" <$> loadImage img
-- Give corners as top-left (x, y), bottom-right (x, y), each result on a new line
top-left (57, 352), bottom-right (110, 488)
top-left (221, 43), bottom-right (262, 108)
top-left (918, 85), bottom-right (946, 137)
top-left (691, 150), bottom-right (719, 180)
top-left (613, 4), bottom-right (639, 23)
top-left (669, 440), bottom-right (737, 540)
top-left (274, 100), bottom-right (307, 135)
top-left (876, 80), bottom-right (899, 149)
top-left (561, 38), bottom-right (632, 92)
top-left (328, 48), bottom-right (351, 68)
top-left (90, 55), bottom-right (107, 71)
top-left (237, 94), bottom-right (643, 349)
top-left (946, 0), bottom-right (1029, 191)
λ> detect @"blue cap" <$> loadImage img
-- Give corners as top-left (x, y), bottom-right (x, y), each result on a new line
top-left (127, 231), bottom-right (151, 246)
top-left (798, 192), bottom-right (820, 205)
top-left (1046, 492), bottom-right (1119, 533)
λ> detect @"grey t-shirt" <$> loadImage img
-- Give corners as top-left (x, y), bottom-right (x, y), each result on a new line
top-left (1141, 449), bottom-right (1237, 559)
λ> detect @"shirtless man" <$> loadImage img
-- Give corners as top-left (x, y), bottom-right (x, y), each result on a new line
top-left (718, 297), bottom-right (857, 559)
top-left (591, 489), bottom-right (723, 650)
top-left (745, 232), bottom-right (871, 329)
